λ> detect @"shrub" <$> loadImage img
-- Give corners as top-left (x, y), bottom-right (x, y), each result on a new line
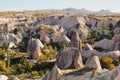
top-left (0, 60), bottom-right (6, 71)
top-left (0, 60), bottom-right (10, 74)
top-left (109, 64), bottom-right (116, 70)
top-left (2, 42), bottom-right (9, 50)
top-left (40, 45), bottom-right (57, 61)
top-left (26, 62), bottom-right (35, 72)
top-left (100, 57), bottom-right (116, 70)
top-left (6, 54), bottom-right (11, 67)
top-left (112, 59), bottom-right (120, 66)
top-left (30, 71), bottom-right (39, 77)
top-left (39, 71), bottom-right (45, 77)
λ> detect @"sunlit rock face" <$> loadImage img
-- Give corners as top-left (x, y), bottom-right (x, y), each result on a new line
top-left (69, 30), bottom-right (82, 52)
top-left (42, 65), bottom-right (62, 80)
top-left (85, 55), bottom-right (102, 70)
top-left (56, 47), bottom-right (84, 70)
top-left (27, 38), bottom-right (44, 60)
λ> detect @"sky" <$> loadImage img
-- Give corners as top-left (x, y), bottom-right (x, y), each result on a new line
top-left (0, 0), bottom-right (120, 12)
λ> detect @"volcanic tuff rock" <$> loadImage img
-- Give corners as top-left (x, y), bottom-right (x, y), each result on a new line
top-left (52, 34), bottom-right (70, 43)
top-left (69, 29), bottom-right (82, 52)
top-left (92, 38), bottom-right (115, 51)
top-left (85, 55), bottom-right (102, 70)
top-left (92, 65), bottom-right (120, 80)
top-left (27, 38), bottom-right (44, 60)
top-left (58, 16), bottom-right (89, 38)
top-left (82, 50), bottom-right (120, 59)
top-left (42, 65), bottom-right (62, 80)
top-left (56, 47), bottom-right (84, 70)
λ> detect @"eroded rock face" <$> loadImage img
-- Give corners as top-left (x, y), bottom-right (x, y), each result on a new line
top-left (52, 34), bottom-right (70, 43)
top-left (85, 55), bottom-right (102, 70)
top-left (56, 47), bottom-right (84, 70)
top-left (82, 50), bottom-right (120, 59)
top-left (27, 38), bottom-right (44, 60)
top-left (112, 33), bottom-right (120, 50)
top-left (42, 65), bottom-right (62, 80)
top-left (92, 38), bottom-right (115, 51)
top-left (92, 65), bottom-right (120, 80)
top-left (69, 30), bottom-right (82, 52)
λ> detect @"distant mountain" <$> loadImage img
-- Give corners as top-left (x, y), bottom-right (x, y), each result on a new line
top-left (97, 9), bottom-right (111, 13)
top-left (24, 7), bottom-right (119, 15)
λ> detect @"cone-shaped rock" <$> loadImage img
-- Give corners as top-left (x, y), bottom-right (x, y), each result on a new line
top-left (27, 38), bottom-right (44, 60)
top-left (42, 65), bottom-right (62, 80)
top-left (56, 47), bottom-right (84, 70)
top-left (85, 55), bottom-right (102, 70)
top-left (69, 30), bottom-right (82, 52)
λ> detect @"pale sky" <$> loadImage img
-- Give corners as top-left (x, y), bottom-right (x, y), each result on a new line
top-left (0, 0), bottom-right (120, 12)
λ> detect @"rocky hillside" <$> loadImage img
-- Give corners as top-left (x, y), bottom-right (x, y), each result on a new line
top-left (0, 12), bottom-right (120, 80)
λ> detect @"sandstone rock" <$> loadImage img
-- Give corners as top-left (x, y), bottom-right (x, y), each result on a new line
top-left (43, 36), bottom-right (51, 44)
top-left (56, 47), bottom-right (84, 70)
top-left (82, 50), bottom-right (120, 59)
top-left (0, 75), bottom-right (8, 80)
top-left (112, 33), bottom-right (120, 42)
top-left (92, 38), bottom-right (115, 51)
top-left (82, 50), bottom-right (103, 59)
top-left (105, 51), bottom-right (120, 59)
top-left (42, 65), bottom-right (62, 80)
top-left (27, 38), bottom-right (44, 60)
top-left (52, 34), bottom-right (70, 43)
top-left (8, 42), bottom-right (16, 48)
top-left (84, 43), bottom-right (94, 51)
top-left (7, 33), bottom-right (20, 44)
top-left (92, 65), bottom-right (120, 80)
top-left (60, 71), bottom-right (94, 80)
top-left (85, 55), bottom-right (102, 70)
top-left (69, 30), bottom-right (82, 52)
top-left (0, 34), bottom-right (6, 46)
top-left (59, 16), bottom-right (89, 38)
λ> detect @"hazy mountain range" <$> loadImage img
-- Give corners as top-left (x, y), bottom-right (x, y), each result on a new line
top-left (23, 7), bottom-right (120, 15)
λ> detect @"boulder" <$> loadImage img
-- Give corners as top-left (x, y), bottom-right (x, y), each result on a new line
top-left (82, 50), bottom-right (103, 59)
top-left (0, 75), bottom-right (8, 80)
top-left (69, 30), bottom-right (82, 52)
top-left (52, 34), bottom-right (70, 43)
top-left (84, 43), bottom-right (94, 51)
top-left (8, 42), bottom-right (16, 48)
top-left (27, 38), bottom-right (44, 60)
top-left (92, 65), bottom-right (120, 80)
top-left (0, 34), bottom-right (6, 46)
top-left (58, 16), bottom-right (89, 38)
top-left (42, 65), bottom-right (62, 80)
top-left (92, 38), bottom-right (115, 51)
top-left (85, 55), bottom-right (102, 70)
top-left (82, 50), bottom-right (120, 59)
top-left (56, 47), bottom-right (84, 70)
top-left (105, 51), bottom-right (120, 59)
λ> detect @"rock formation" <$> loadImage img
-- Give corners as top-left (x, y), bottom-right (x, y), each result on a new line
top-left (69, 30), bottom-right (82, 52)
top-left (56, 47), bottom-right (84, 70)
top-left (85, 55), bottom-right (102, 70)
top-left (27, 38), bottom-right (44, 60)
top-left (42, 65), bottom-right (62, 80)
top-left (92, 38), bottom-right (115, 51)
top-left (92, 65), bottom-right (120, 80)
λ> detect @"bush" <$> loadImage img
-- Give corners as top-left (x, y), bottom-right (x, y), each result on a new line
top-left (2, 42), bottom-right (9, 50)
top-left (112, 59), bottom-right (120, 66)
top-left (30, 71), bottom-right (39, 77)
top-left (26, 62), bottom-right (35, 72)
top-left (39, 71), bottom-right (45, 77)
top-left (109, 64), bottom-right (116, 70)
top-left (40, 45), bottom-right (57, 61)
top-left (100, 57), bottom-right (116, 70)
top-left (0, 60), bottom-right (10, 74)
